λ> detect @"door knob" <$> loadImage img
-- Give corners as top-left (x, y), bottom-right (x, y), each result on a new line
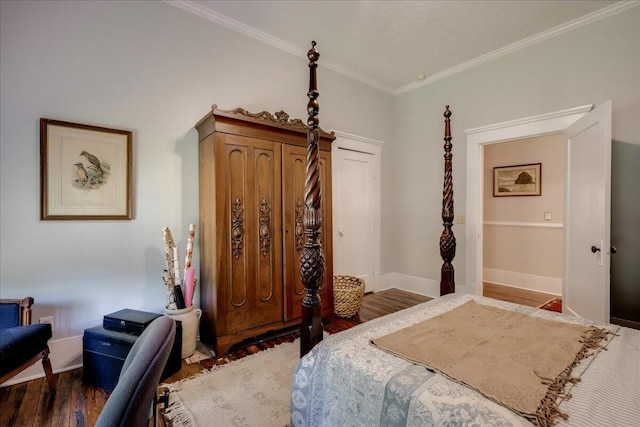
top-left (591, 245), bottom-right (601, 253)
top-left (611, 246), bottom-right (617, 254)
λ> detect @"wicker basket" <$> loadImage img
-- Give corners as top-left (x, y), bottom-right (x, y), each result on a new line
top-left (333, 275), bottom-right (365, 318)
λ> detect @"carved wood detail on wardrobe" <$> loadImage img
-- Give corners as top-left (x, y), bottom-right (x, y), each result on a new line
top-left (195, 106), bottom-right (335, 356)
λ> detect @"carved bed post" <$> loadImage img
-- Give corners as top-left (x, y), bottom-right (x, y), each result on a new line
top-left (300, 41), bottom-right (325, 357)
top-left (440, 106), bottom-right (456, 295)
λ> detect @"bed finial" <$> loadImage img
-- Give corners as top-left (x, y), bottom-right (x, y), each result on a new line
top-left (440, 105), bottom-right (456, 295)
top-left (300, 40), bottom-right (324, 357)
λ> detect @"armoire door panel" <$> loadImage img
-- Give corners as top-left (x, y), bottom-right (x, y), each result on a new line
top-left (283, 144), bottom-right (333, 321)
top-left (257, 196), bottom-right (275, 301)
top-left (217, 135), bottom-right (283, 333)
top-left (227, 147), bottom-right (249, 310)
top-left (251, 147), bottom-right (283, 314)
top-left (291, 155), bottom-right (306, 302)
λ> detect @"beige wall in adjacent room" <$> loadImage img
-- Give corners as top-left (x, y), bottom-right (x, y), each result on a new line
top-left (483, 134), bottom-right (564, 294)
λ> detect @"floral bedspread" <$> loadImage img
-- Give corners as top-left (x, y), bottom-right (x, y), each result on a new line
top-left (290, 293), bottom-right (633, 427)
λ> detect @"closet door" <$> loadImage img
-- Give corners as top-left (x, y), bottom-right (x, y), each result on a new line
top-left (282, 144), bottom-right (333, 321)
top-left (216, 134), bottom-right (283, 333)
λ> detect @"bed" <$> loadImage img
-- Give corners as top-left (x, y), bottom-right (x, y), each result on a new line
top-left (291, 293), bottom-right (639, 426)
top-left (293, 41), bottom-right (640, 426)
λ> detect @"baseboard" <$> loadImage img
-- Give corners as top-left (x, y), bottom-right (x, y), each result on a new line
top-left (483, 268), bottom-right (562, 295)
top-left (377, 272), bottom-right (478, 298)
top-left (1, 334), bottom-right (83, 388)
top-left (377, 272), bottom-right (441, 298)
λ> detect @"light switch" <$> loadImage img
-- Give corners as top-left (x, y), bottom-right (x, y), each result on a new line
top-left (544, 212), bottom-right (551, 221)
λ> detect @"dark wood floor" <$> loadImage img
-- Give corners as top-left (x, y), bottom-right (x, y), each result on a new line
top-left (483, 282), bottom-right (556, 307)
top-left (358, 287), bottom-right (432, 321)
top-left (1, 286), bottom-right (541, 427)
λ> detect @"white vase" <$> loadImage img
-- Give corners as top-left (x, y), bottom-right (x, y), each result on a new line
top-left (164, 306), bottom-right (202, 358)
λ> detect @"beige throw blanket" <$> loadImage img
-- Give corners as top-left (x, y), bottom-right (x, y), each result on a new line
top-left (371, 300), bottom-right (611, 427)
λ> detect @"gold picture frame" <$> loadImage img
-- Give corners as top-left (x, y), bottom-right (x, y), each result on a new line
top-left (40, 118), bottom-right (132, 220)
top-left (493, 163), bottom-right (541, 197)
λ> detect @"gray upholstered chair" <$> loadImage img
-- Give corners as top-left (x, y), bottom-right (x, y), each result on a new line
top-left (95, 315), bottom-right (176, 427)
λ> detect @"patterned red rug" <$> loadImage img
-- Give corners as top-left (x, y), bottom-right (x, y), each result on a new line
top-left (538, 298), bottom-right (562, 313)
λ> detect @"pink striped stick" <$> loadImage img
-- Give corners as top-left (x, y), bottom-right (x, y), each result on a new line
top-left (183, 223), bottom-right (196, 283)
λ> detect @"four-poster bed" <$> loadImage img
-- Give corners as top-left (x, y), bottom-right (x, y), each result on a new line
top-left (300, 40), bottom-right (325, 357)
top-left (439, 106), bottom-right (456, 295)
top-left (294, 41), bottom-right (639, 426)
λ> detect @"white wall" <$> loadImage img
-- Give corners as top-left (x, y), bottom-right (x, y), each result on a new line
top-left (0, 0), bottom-right (394, 378)
top-left (393, 6), bottom-right (639, 293)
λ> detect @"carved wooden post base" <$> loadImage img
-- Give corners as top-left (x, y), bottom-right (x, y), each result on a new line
top-left (440, 263), bottom-right (455, 296)
top-left (301, 301), bottom-right (323, 357)
top-left (300, 237), bottom-right (324, 357)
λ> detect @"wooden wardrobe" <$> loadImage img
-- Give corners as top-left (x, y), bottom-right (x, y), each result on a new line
top-left (195, 106), bottom-right (335, 356)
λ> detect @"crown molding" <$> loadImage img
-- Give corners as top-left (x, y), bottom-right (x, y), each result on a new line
top-left (395, 1), bottom-right (640, 95)
top-left (165, 0), bottom-right (395, 95)
top-left (166, 0), bottom-right (638, 97)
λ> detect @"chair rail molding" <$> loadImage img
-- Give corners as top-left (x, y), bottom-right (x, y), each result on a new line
top-left (484, 221), bottom-right (563, 229)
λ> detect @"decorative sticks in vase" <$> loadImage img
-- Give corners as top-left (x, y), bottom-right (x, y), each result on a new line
top-left (163, 224), bottom-right (197, 309)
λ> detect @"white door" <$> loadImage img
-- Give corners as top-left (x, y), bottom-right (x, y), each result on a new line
top-left (333, 147), bottom-right (376, 292)
top-left (563, 100), bottom-right (612, 323)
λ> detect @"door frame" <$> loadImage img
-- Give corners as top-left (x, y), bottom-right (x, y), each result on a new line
top-left (331, 130), bottom-right (384, 292)
top-left (463, 104), bottom-right (594, 296)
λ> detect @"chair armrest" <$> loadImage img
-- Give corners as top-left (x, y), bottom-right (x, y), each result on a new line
top-left (21, 297), bottom-right (34, 326)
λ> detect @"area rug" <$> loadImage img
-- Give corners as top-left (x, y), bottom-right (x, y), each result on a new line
top-left (372, 300), bottom-right (612, 427)
top-left (162, 339), bottom-right (299, 427)
top-left (538, 297), bottom-right (562, 313)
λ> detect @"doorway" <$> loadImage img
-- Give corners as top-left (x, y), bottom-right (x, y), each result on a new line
top-left (464, 104), bottom-right (594, 297)
top-left (467, 102), bottom-right (613, 323)
top-left (482, 134), bottom-right (564, 301)
top-left (331, 131), bottom-right (384, 293)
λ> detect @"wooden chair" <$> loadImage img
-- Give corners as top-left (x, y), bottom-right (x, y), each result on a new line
top-left (0, 297), bottom-right (56, 392)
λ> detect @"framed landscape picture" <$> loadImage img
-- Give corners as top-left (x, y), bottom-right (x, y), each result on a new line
top-left (493, 163), bottom-right (541, 197)
top-left (40, 118), bottom-right (132, 220)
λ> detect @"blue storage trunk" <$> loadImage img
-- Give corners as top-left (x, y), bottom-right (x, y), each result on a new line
top-left (82, 321), bottom-right (182, 391)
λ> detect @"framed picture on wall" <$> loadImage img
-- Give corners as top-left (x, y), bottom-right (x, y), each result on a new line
top-left (40, 118), bottom-right (133, 220)
top-left (493, 163), bottom-right (541, 197)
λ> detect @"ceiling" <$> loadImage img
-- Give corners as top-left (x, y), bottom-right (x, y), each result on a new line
top-left (168, 1), bottom-right (632, 95)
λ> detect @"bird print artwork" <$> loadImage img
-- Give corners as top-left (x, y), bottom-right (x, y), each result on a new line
top-left (74, 163), bottom-right (88, 184)
top-left (72, 150), bottom-right (110, 190)
top-left (80, 150), bottom-right (104, 176)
